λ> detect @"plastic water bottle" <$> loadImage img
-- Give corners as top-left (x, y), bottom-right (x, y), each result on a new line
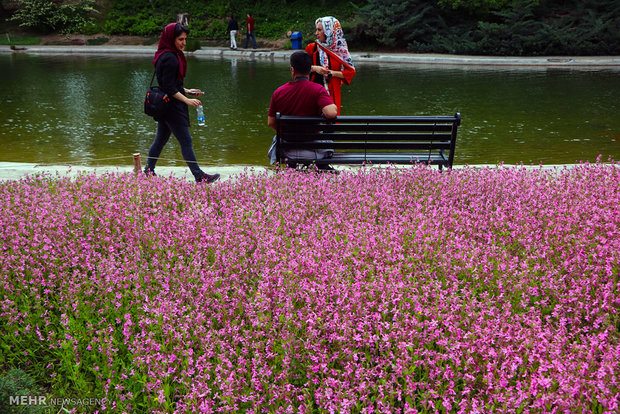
top-left (197, 104), bottom-right (205, 126)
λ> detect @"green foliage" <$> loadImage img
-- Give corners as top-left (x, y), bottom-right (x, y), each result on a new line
top-left (102, 12), bottom-right (165, 36)
top-left (353, 0), bottom-right (620, 55)
top-left (0, 368), bottom-right (44, 413)
top-left (80, 22), bottom-right (101, 36)
top-left (3, 0), bottom-right (617, 55)
top-left (101, 0), bottom-right (358, 41)
top-left (0, 33), bottom-right (41, 45)
top-left (354, 0), bottom-right (444, 49)
top-left (438, 0), bottom-right (538, 12)
top-left (9, 0), bottom-right (98, 34)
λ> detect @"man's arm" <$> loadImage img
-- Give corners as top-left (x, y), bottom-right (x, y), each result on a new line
top-left (268, 116), bottom-right (277, 131)
top-left (269, 104), bottom-right (336, 131)
top-left (322, 104), bottom-right (338, 119)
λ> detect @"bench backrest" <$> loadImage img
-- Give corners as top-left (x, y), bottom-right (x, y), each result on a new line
top-left (276, 113), bottom-right (461, 167)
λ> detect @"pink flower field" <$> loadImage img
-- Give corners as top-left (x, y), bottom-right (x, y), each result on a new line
top-left (0, 163), bottom-right (619, 413)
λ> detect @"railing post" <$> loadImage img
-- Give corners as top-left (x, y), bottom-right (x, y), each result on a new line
top-left (133, 153), bottom-right (141, 175)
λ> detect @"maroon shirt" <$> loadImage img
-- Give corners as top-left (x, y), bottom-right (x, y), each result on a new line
top-left (268, 79), bottom-right (334, 118)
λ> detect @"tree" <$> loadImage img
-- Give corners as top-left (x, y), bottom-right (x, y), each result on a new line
top-left (356, 0), bottom-right (444, 49)
top-left (9, 0), bottom-right (98, 34)
top-left (438, 0), bottom-right (538, 12)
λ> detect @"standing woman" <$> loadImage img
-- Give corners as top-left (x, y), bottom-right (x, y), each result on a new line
top-left (145, 23), bottom-right (220, 183)
top-left (305, 16), bottom-right (356, 115)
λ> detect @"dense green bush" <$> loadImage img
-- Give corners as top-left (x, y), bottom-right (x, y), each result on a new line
top-left (0, 369), bottom-right (44, 413)
top-left (81, 22), bottom-right (101, 36)
top-left (352, 0), bottom-right (620, 55)
top-left (2, 0), bottom-right (618, 55)
top-left (438, 0), bottom-right (538, 12)
top-left (102, 12), bottom-right (165, 36)
top-left (8, 0), bottom-right (98, 34)
top-left (100, 0), bottom-right (357, 41)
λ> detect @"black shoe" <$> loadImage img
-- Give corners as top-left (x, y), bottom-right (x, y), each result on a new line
top-left (144, 168), bottom-right (156, 177)
top-left (197, 173), bottom-right (220, 183)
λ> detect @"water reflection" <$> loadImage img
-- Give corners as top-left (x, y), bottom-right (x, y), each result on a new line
top-left (60, 73), bottom-right (92, 159)
top-left (0, 54), bottom-right (618, 166)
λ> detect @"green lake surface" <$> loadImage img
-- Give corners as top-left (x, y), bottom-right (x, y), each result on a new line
top-left (1, 54), bottom-right (618, 166)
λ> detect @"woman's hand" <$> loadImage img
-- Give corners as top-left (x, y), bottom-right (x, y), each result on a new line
top-left (185, 88), bottom-right (204, 97)
top-left (186, 98), bottom-right (202, 108)
top-left (311, 65), bottom-right (344, 80)
top-left (173, 92), bottom-right (202, 107)
top-left (311, 65), bottom-right (330, 75)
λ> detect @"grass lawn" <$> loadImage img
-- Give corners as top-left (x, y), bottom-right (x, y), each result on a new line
top-left (0, 33), bottom-right (41, 45)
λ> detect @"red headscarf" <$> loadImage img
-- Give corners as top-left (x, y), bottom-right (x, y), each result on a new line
top-left (153, 23), bottom-right (187, 79)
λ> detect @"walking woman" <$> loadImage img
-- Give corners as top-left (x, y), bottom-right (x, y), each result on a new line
top-left (145, 23), bottom-right (220, 183)
top-left (305, 16), bottom-right (356, 115)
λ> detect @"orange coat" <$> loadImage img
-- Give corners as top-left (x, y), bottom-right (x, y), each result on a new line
top-left (305, 42), bottom-right (356, 115)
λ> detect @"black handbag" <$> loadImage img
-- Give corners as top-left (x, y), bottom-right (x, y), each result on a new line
top-left (144, 72), bottom-right (170, 118)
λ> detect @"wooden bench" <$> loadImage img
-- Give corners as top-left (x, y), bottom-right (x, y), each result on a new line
top-left (275, 112), bottom-right (461, 170)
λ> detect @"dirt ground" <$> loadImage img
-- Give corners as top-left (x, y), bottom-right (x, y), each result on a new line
top-left (38, 33), bottom-right (289, 49)
top-left (39, 33), bottom-right (153, 45)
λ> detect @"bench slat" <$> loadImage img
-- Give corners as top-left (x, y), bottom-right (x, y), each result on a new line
top-left (281, 142), bottom-right (452, 150)
top-left (278, 115), bottom-right (460, 124)
top-left (291, 153), bottom-right (448, 165)
top-left (280, 124), bottom-right (455, 133)
top-left (281, 133), bottom-right (453, 141)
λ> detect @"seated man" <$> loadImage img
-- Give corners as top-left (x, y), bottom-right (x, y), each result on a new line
top-left (267, 50), bottom-right (338, 170)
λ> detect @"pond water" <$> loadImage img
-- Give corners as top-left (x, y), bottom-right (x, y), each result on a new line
top-left (1, 54), bottom-right (618, 166)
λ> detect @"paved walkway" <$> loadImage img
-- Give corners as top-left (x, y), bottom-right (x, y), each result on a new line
top-left (1, 44), bottom-right (619, 68)
top-left (0, 161), bottom-right (266, 182)
top-left (0, 161), bottom-right (593, 182)
top-left (0, 161), bottom-right (428, 182)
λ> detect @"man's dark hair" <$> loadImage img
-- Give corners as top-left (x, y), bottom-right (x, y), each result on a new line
top-left (290, 51), bottom-right (312, 76)
top-left (175, 23), bottom-right (190, 37)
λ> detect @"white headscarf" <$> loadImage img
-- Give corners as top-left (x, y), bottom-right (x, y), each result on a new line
top-left (315, 16), bottom-right (354, 69)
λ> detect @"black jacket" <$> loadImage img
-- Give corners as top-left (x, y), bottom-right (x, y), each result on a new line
top-left (227, 19), bottom-right (239, 32)
top-left (155, 51), bottom-right (189, 126)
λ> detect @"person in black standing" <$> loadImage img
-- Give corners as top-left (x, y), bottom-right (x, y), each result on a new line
top-left (227, 15), bottom-right (239, 50)
top-left (145, 23), bottom-right (220, 183)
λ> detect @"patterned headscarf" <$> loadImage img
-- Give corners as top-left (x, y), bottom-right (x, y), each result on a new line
top-left (153, 23), bottom-right (187, 79)
top-left (315, 16), bottom-right (354, 69)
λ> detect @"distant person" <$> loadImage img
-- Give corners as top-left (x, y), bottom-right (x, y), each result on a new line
top-left (267, 51), bottom-right (338, 171)
top-left (145, 23), bottom-right (220, 183)
top-left (305, 16), bottom-right (356, 115)
top-left (245, 13), bottom-right (257, 49)
top-left (227, 15), bottom-right (239, 50)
